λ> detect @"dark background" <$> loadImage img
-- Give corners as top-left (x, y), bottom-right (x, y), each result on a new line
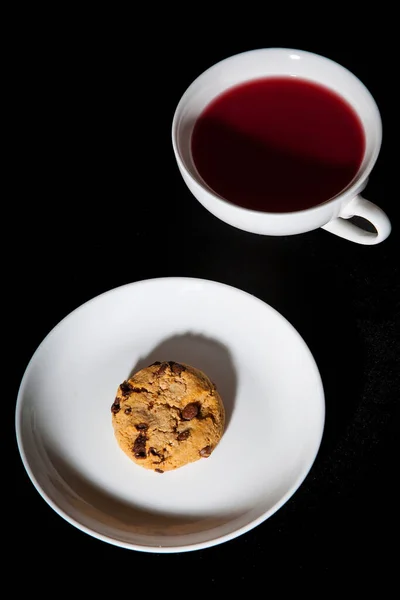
top-left (11, 11), bottom-right (397, 582)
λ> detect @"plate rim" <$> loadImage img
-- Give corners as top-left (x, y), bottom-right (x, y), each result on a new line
top-left (15, 276), bottom-right (325, 553)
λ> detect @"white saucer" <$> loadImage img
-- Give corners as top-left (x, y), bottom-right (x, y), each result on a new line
top-left (15, 277), bottom-right (325, 552)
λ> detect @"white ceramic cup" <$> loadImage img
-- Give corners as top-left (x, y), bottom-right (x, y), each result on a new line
top-left (172, 48), bottom-right (391, 245)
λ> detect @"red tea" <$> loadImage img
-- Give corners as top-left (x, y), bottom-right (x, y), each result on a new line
top-left (191, 77), bottom-right (365, 212)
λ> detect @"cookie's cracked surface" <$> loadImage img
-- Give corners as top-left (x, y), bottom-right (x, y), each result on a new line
top-left (111, 361), bottom-right (225, 472)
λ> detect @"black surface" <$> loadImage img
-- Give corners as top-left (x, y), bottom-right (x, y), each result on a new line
top-left (12, 18), bottom-right (398, 581)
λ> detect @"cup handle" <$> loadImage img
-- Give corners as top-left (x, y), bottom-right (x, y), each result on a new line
top-left (321, 194), bottom-right (391, 245)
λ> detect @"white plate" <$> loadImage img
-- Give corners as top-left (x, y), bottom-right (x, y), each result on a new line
top-left (15, 277), bottom-right (325, 552)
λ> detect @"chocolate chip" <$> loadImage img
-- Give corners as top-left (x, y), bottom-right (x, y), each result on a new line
top-left (131, 386), bottom-right (149, 393)
top-left (149, 447), bottom-right (160, 456)
top-left (150, 361), bottom-right (161, 366)
top-left (124, 407), bottom-right (132, 415)
top-left (120, 381), bottom-right (132, 396)
top-left (155, 362), bottom-right (168, 376)
top-left (135, 423), bottom-right (149, 431)
top-left (199, 445), bottom-right (212, 457)
top-left (111, 399), bottom-right (120, 414)
top-left (169, 361), bottom-right (185, 375)
top-left (181, 402), bottom-right (199, 420)
top-left (133, 434), bottom-right (147, 458)
top-left (148, 401), bottom-right (154, 409)
top-left (177, 430), bottom-right (190, 441)
top-left (155, 469), bottom-right (164, 473)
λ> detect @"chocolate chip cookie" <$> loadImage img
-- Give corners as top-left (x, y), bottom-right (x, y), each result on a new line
top-left (111, 361), bottom-right (225, 472)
